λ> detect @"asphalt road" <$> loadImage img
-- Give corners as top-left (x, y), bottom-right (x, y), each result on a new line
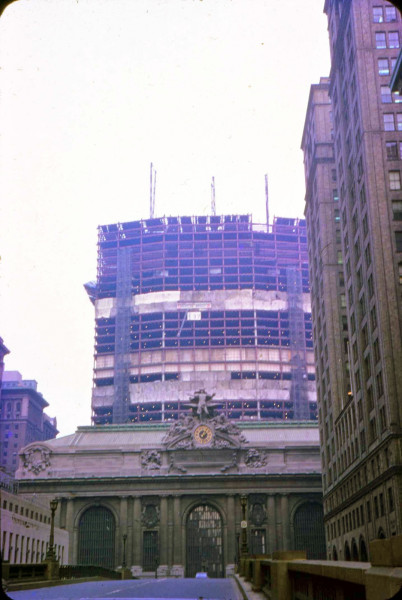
top-left (5, 577), bottom-right (243, 600)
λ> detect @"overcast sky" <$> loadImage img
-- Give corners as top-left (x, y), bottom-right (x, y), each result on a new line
top-left (0, 0), bottom-right (331, 436)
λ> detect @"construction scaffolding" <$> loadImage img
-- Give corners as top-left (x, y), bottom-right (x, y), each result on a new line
top-left (90, 216), bottom-right (315, 424)
top-left (113, 247), bottom-right (132, 424)
top-left (287, 267), bottom-right (310, 420)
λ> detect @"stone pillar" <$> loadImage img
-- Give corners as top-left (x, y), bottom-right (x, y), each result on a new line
top-left (167, 496), bottom-right (174, 571)
top-left (275, 495), bottom-right (283, 551)
top-left (267, 495), bottom-right (276, 554)
top-left (157, 495), bottom-right (169, 577)
top-left (64, 498), bottom-right (75, 564)
top-left (126, 496), bottom-right (133, 568)
top-left (171, 495), bottom-right (184, 577)
top-left (281, 494), bottom-right (290, 551)
top-left (132, 496), bottom-right (142, 577)
top-left (226, 495), bottom-right (236, 576)
top-left (119, 497), bottom-right (128, 568)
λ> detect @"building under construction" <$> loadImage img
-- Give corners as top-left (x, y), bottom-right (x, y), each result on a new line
top-left (86, 214), bottom-right (316, 424)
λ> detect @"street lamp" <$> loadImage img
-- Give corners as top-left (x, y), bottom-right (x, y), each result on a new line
top-left (122, 534), bottom-right (127, 568)
top-left (46, 498), bottom-right (58, 561)
top-left (240, 495), bottom-right (248, 556)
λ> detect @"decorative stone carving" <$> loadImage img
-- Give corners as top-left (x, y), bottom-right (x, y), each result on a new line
top-left (22, 446), bottom-right (51, 475)
top-left (220, 451), bottom-right (239, 473)
top-left (183, 389), bottom-right (220, 420)
top-left (249, 494), bottom-right (267, 526)
top-left (163, 394), bottom-right (247, 450)
top-left (141, 503), bottom-right (160, 528)
top-left (245, 448), bottom-right (267, 469)
top-left (141, 450), bottom-right (161, 471)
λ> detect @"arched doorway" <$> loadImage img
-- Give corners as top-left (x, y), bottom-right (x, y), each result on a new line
top-left (77, 506), bottom-right (116, 568)
top-left (186, 504), bottom-right (223, 578)
top-left (345, 541), bottom-right (351, 561)
top-left (351, 538), bottom-right (359, 561)
top-left (359, 536), bottom-right (368, 562)
top-left (332, 546), bottom-right (338, 561)
top-left (293, 502), bottom-right (326, 559)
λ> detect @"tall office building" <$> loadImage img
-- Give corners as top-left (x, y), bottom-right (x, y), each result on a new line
top-left (0, 371), bottom-right (58, 475)
top-left (86, 214), bottom-right (317, 425)
top-left (302, 0), bottom-right (402, 560)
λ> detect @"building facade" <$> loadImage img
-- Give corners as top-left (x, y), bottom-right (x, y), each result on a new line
top-left (88, 214), bottom-right (317, 425)
top-left (0, 371), bottom-right (58, 475)
top-left (16, 399), bottom-right (325, 576)
top-left (0, 473), bottom-right (68, 565)
top-left (302, 0), bottom-right (402, 561)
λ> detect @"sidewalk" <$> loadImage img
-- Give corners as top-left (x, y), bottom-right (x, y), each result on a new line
top-left (233, 574), bottom-right (266, 600)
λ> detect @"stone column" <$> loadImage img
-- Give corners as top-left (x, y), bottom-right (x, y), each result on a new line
top-left (158, 495), bottom-right (169, 577)
top-left (281, 494), bottom-right (290, 551)
top-left (126, 496), bottom-right (133, 568)
top-left (64, 498), bottom-right (76, 564)
top-left (119, 497), bottom-right (128, 568)
top-left (275, 495), bottom-right (283, 551)
top-left (167, 496), bottom-right (174, 570)
top-left (267, 495), bottom-right (276, 554)
top-left (132, 496), bottom-right (142, 577)
top-left (171, 495), bottom-right (184, 577)
top-left (226, 495), bottom-right (236, 576)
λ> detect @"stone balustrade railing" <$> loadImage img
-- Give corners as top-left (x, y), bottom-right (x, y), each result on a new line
top-left (237, 535), bottom-right (402, 600)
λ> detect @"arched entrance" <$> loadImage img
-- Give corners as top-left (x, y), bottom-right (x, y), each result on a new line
top-left (293, 502), bottom-right (326, 559)
top-left (351, 538), bottom-right (359, 561)
top-left (186, 504), bottom-right (223, 578)
top-left (77, 506), bottom-right (116, 568)
top-left (359, 536), bottom-right (368, 562)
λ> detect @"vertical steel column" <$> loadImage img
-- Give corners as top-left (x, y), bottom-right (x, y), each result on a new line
top-left (113, 246), bottom-right (132, 424)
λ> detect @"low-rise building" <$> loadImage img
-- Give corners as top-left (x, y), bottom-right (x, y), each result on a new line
top-left (0, 473), bottom-right (68, 565)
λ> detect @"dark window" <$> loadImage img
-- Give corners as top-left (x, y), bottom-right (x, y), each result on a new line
top-left (396, 231), bottom-right (402, 252)
top-left (386, 142), bottom-right (398, 160)
top-left (142, 531), bottom-right (159, 572)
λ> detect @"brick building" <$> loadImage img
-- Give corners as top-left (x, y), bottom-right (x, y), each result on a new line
top-left (0, 371), bottom-right (58, 476)
top-left (302, 0), bottom-right (402, 561)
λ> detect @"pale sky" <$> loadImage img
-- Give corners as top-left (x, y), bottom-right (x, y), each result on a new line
top-left (0, 0), bottom-right (331, 436)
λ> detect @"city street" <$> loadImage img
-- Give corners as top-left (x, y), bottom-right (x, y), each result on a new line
top-left (6, 577), bottom-right (243, 600)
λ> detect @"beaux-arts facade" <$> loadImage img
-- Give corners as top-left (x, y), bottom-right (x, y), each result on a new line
top-left (16, 394), bottom-right (325, 577)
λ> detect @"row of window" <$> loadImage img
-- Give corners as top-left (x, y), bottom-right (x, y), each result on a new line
top-left (1, 532), bottom-right (64, 565)
top-left (380, 84), bottom-right (401, 103)
top-left (327, 486), bottom-right (395, 547)
top-left (95, 311), bottom-right (313, 353)
top-left (378, 56), bottom-right (398, 75)
top-left (375, 31), bottom-right (400, 49)
top-left (373, 5), bottom-right (398, 24)
top-left (95, 370), bottom-right (316, 387)
top-left (93, 399), bottom-right (318, 424)
top-left (383, 112), bottom-right (402, 130)
top-left (1, 500), bottom-right (50, 523)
